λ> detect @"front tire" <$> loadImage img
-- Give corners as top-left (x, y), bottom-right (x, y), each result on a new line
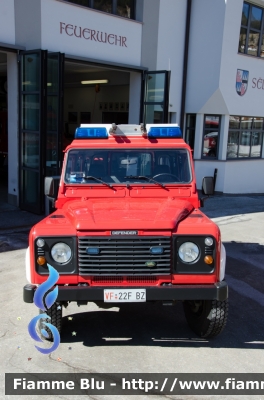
top-left (183, 299), bottom-right (228, 338)
top-left (39, 302), bottom-right (62, 341)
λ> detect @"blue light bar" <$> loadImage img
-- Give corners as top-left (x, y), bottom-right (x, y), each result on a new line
top-left (75, 127), bottom-right (108, 139)
top-left (147, 126), bottom-right (182, 138)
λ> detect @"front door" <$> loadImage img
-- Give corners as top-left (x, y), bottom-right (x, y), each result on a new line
top-left (142, 70), bottom-right (169, 125)
top-left (19, 50), bottom-right (64, 214)
top-left (46, 52), bottom-right (64, 178)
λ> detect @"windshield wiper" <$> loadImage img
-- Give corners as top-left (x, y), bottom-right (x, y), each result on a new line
top-left (83, 176), bottom-right (115, 190)
top-left (124, 175), bottom-right (168, 190)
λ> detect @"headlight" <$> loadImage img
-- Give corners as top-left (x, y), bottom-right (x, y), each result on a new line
top-left (178, 242), bottom-right (200, 263)
top-left (51, 242), bottom-right (72, 264)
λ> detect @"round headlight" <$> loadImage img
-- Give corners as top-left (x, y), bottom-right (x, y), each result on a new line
top-left (178, 242), bottom-right (200, 263)
top-left (51, 242), bottom-right (72, 264)
top-left (205, 237), bottom-right (213, 246)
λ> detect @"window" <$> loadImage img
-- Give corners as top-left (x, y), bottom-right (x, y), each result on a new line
top-left (63, 0), bottom-right (135, 19)
top-left (202, 115), bottom-right (221, 158)
top-left (185, 114), bottom-right (196, 150)
top-left (227, 116), bottom-right (263, 158)
top-left (143, 71), bottom-right (169, 124)
top-left (239, 2), bottom-right (264, 58)
top-left (65, 148), bottom-right (192, 184)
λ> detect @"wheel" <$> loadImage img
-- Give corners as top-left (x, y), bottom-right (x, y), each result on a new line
top-left (38, 302), bottom-right (62, 341)
top-left (153, 173), bottom-right (180, 181)
top-left (183, 299), bottom-right (228, 338)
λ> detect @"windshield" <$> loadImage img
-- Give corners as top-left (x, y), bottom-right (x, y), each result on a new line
top-left (65, 149), bottom-right (192, 184)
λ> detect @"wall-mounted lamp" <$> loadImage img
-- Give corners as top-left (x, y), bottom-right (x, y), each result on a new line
top-left (81, 79), bottom-right (109, 85)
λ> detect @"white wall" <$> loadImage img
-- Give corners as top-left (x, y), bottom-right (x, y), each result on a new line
top-left (40, 0), bottom-right (142, 66)
top-left (14, 0), bottom-right (41, 48)
top-left (195, 159), bottom-right (264, 194)
top-left (0, 0), bottom-right (15, 44)
top-left (156, 0), bottom-right (187, 122)
top-left (186, 0), bottom-right (264, 194)
top-left (224, 160), bottom-right (264, 193)
top-left (186, 0), bottom-right (264, 117)
top-left (220, 0), bottom-right (264, 116)
top-left (186, 0), bottom-right (227, 114)
top-left (141, 0), bottom-right (160, 70)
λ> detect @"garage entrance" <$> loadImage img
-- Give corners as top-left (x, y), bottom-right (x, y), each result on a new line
top-left (19, 51), bottom-right (143, 214)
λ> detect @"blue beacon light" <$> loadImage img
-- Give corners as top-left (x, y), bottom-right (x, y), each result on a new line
top-left (75, 127), bottom-right (108, 139)
top-left (147, 126), bottom-right (182, 138)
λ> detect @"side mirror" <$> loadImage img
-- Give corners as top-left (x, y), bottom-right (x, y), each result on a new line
top-left (44, 176), bottom-right (60, 197)
top-left (202, 176), bottom-right (214, 196)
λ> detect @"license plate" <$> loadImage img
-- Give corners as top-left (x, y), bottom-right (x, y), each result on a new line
top-left (104, 289), bottom-right (146, 302)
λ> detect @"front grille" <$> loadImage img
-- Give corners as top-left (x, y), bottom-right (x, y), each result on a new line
top-left (92, 276), bottom-right (158, 284)
top-left (78, 236), bottom-right (171, 275)
top-left (127, 276), bottom-right (157, 283)
top-left (92, 276), bottom-right (123, 284)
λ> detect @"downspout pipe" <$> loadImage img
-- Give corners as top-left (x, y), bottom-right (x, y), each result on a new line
top-left (180, 0), bottom-right (192, 132)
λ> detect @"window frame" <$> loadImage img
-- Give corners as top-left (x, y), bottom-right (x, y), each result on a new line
top-left (61, 0), bottom-right (136, 20)
top-left (227, 116), bottom-right (264, 159)
top-left (239, 2), bottom-right (264, 58)
top-left (185, 113), bottom-right (196, 151)
top-left (201, 115), bottom-right (221, 160)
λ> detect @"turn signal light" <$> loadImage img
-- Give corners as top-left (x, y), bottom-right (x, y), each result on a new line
top-left (204, 255), bottom-right (214, 265)
top-left (37, 256), bottom-right (46, 265)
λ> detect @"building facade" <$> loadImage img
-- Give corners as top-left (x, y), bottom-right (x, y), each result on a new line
top-left (0, 0), bottom-right (263, 214)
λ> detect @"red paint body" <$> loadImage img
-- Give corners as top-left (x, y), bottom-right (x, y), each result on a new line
top-left (28, 135), bottom-right (222, 287)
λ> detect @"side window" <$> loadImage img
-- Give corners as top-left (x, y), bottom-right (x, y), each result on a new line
top-left (62, 0), bottom-right (135, 19)
top-left (202, 115), bottom-right (221, 159)
top-left (238, 2), bottom-right (264, 58)
top-left (227, 116), bottom-right (263, 158)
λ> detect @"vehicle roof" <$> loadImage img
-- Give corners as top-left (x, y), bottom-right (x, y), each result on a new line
top-left (65, 137), bottom-right (190, 151)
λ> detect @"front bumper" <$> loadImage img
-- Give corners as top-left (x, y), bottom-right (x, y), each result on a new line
top-left (23, 281), bottom-right (228, 303)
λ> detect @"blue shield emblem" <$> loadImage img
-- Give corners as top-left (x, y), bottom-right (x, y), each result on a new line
top-left (236, 69), bottom-right (249, 96)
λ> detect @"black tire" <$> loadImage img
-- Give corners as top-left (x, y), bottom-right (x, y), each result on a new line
top-left (38, 303), bottom-right (62, 341)
top-left (183, 299), bottom-right (228, 338)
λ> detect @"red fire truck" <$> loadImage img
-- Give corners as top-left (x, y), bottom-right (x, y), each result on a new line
top-left (23, 124), bottom-right (228, 339)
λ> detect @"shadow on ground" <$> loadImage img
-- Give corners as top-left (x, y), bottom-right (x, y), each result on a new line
top-left (202, 194), bottom-right (264, 218)
top-left (0, 230), bottom-right (30, 252)
top-left (56, 241), bottom-right (264, 350)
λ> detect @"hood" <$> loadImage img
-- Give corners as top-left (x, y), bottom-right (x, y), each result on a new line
top-left (63, 198), bottom-right (194, 230)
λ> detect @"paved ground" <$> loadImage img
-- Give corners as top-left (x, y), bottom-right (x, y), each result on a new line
top-left (0, 189), bottom-right (264, 399)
